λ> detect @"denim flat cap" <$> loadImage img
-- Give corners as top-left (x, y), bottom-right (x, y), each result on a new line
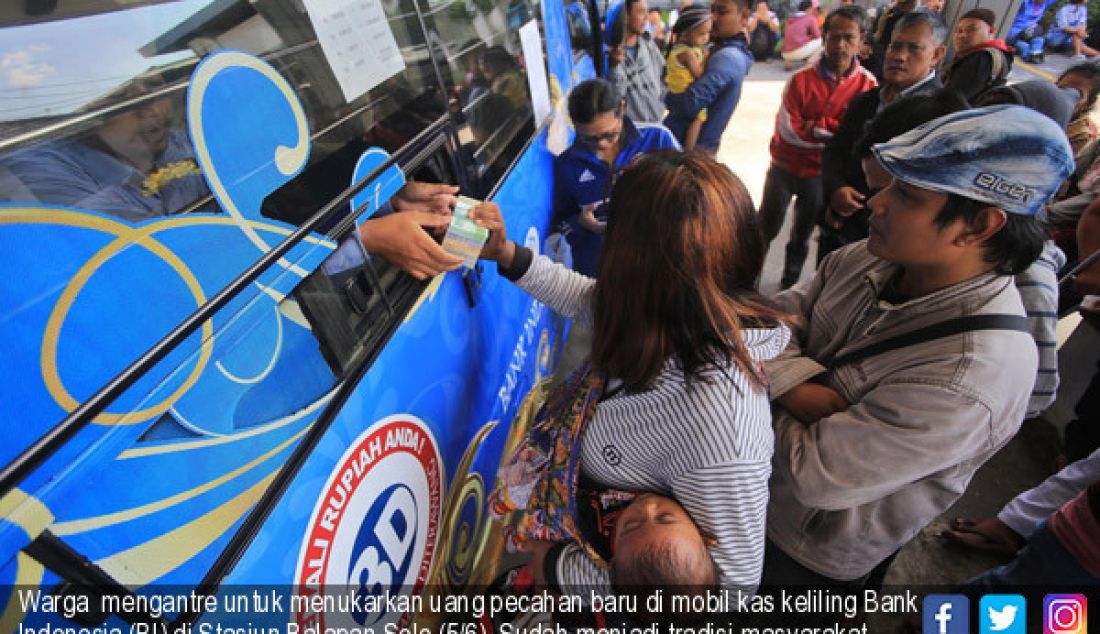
top-left (871, 105), bottom-right (1074, 216)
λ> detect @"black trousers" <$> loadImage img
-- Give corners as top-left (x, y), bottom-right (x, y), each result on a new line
top-left (759, 164), bottom-right (823, 288)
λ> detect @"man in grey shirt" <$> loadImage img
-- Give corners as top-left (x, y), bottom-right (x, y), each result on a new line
top-left (608, 0), bottom-right (666, 123)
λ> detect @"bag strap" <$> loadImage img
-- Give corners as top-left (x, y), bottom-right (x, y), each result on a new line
top-left (986, 48), bottom-right (1009, 85)
top-left (828, 314), bottom-right (1030, 370)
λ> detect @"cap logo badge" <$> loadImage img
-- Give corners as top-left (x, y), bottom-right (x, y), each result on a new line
top-left (974, 172), bottom-right (1034, 204)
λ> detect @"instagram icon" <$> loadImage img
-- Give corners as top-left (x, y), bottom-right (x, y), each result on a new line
top-left (1045, 595), bottom-right (1088, 634)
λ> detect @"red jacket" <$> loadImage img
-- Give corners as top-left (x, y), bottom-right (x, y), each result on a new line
top-left (769, 59), bottom-right (877, 177)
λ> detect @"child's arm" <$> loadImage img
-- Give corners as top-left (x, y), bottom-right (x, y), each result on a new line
top-left (677, 48), bottom-right (706, 79)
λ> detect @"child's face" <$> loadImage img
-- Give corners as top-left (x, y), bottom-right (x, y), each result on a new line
top-left (687, 19), bottom-right (713, 47)
top-left (613, 493), bottom-right (709, 565)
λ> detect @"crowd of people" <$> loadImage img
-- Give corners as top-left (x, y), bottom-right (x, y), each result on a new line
top-left (472, 88), bottom-right (1098, 624)
top-left (456, 0), bottom-right (1100, 625)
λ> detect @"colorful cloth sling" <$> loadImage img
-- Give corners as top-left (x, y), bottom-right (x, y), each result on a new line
top-left (488, 362), bottom-right (634, 568)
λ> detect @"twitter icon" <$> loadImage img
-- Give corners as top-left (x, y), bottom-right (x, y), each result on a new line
top-left (981, 594), bottom-right (1027, 634)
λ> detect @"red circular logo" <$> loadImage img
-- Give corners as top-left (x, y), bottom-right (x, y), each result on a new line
top-left (294, 416), bottom-right (443, 631)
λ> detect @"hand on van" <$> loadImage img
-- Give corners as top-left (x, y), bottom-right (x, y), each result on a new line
top-left (775, 382), bottom-right (849, 424)
top-left (358, 212), bottom-right (463, 280)
top-left (470, 201), bottom-right (517, 268)
top-left (391, 182), bottom-right (459, 217)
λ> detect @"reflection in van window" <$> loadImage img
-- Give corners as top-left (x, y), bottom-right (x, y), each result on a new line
top-left (2, 80), bottom-right (211, 221)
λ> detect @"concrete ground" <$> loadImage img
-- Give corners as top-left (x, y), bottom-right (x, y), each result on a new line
top-left (714, 53), bottom-right (1100, 598)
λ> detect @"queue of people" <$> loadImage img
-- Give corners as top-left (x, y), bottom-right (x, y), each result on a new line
top-left (475, 88), bottom-right (1096, 620)
top-left (470, 1), bottom-right (1100, 619)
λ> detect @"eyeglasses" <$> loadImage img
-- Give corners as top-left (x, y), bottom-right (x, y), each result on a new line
top-left (577, 126), bottom-right (622, 146)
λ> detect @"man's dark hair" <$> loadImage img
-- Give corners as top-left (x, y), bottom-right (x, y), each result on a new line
top-left (717, 0), bottom-right (753, 15)
top-left (798, 0), bottom-right (813, 12)
top-left (823, 4), bottom-right (867, 33)
top-left (568, 78), bottom-right (621, 124)
top-left (1059, 62), bottom-right (1100, 114)
top-left (609, 539), bottom-right (721, 626)
top-left (960, 7), bottom-right (995, 29)
top-left (853, 89), bottom-right (968, 160)
top-left (894, 8), bottom-right (948, 45)
top-left (935, 195), bottom-right (1046, 275)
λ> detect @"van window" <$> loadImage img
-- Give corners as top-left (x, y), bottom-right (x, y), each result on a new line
top-left (422, 0), bottom-right (543, 196)
top-left (297, 141), bottom-right (462, 376)
top-left (0, 0), bottom-right (452, 229)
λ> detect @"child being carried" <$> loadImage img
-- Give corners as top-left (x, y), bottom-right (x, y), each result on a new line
top-left (666, 7), bottom-right (713, 151)
top-left (489, 364), bottom-right (719, 623)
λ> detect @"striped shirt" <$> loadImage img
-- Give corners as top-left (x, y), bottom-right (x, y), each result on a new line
top-left (1017, 241), bottom-right (1065, 417)
top-left (512, 254), bottom-right (791, 593)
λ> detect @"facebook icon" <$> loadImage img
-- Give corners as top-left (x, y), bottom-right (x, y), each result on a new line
top-left (924, 595), bottom-right (969, 634)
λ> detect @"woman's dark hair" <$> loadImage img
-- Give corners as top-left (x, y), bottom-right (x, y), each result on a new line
top-left (853, 89), bottom-right (968, 160)
top-left (591, 151), bottom-right (789, 392)
top-left (1058, 62), bottom-right (1100, 115)
top-left (823, 4), bottom-right (867, 33)
top-left (567, 78), bottom-right (620, 124)
top-left (935, 194), bottom-right (1046, 275)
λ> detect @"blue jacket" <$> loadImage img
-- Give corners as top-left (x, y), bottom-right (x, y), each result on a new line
top-left (664, 36), bottom-right (752, 152)
top-left (553, 117), bottom-right (680, 276)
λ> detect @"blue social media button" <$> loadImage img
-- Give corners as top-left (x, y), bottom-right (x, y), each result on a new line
top-left (981, 595), bottom-right (1026, 634)
top-left (924, 595), bottom-right (969, 634)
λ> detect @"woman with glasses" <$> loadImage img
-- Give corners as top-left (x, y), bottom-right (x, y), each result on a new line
top-left (472, 151), bottom-right (791, 598)
top-left (553, 78), bottom-right (679, 279)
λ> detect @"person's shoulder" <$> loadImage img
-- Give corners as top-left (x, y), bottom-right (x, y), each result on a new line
top-left (852, 64), bottom-right (878, 87)
top-left (670, 42), bottom-right (695, 61)
top-left (787, 65), bottom-right (824, 94)
top-left (635, 122), bottom-right (682, 149)
top-left (820, 240), bottom-right (887, 279)
top-left (790, 64), bottom-right (818, 82)
top-left (848, 85), bottom-right (881, 107)
top-left (554, 144), bottom-right (593, 172)
top-left (712, 40), bottom-right (753, 68)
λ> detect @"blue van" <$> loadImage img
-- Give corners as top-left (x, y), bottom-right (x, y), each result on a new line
top-left (0, 0), bottom-right (602, 629)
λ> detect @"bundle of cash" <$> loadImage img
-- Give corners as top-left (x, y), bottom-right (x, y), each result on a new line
top-left (441, 195), bottom-right (489, 269)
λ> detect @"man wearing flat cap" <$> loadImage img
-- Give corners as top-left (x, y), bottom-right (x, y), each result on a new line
top-left (761, 106), bottom-right (1075, 587)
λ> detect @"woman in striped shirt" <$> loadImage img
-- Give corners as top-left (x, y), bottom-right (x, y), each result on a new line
top-left (472, 151), bottom-right (791, 596)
